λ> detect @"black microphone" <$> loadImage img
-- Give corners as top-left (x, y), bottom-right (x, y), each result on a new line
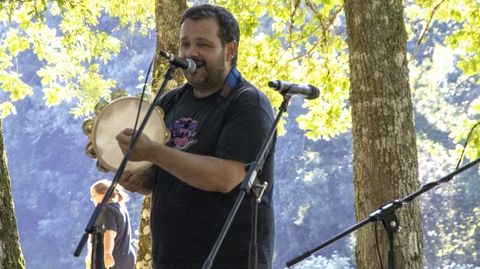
top-left (268, 80), bottom-right (320, 100)
top-left (159, 50), bottom-right (196, 74)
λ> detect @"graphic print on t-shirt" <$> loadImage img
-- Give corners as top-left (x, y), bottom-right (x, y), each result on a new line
top-left (168, 117), bottom-right (198, 149)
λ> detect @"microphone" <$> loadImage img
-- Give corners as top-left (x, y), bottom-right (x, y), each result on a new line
top-left (158, 50), bottom-right (196, 74)
top-left (268, 80), bottom-right (320, 100)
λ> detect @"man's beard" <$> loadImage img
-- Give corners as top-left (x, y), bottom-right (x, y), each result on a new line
top-left (189, 55), bottom-right (226, 92)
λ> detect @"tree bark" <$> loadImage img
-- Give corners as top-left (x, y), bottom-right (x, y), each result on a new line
top-left (135, 0), bottom-right (187, 268)
top-left (344, 0), bottom-right (424, 268)
top-left (0, 119), bottom-right (26, 269)
top-left (151, 0), bottom-right (188, 94)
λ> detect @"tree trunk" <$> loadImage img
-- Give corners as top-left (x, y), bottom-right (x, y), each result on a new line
top-left (151, 0), bottom-right (188, 94)
top-left (344, 1), bottom-right (424, 268)
top-left (135, 0), bottom-right (187, 268)
top-left (0, 119), bottom-right (26, 269)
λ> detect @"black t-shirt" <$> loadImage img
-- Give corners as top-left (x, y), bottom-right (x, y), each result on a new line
top-left (104, 203), bottom-right (136, 269)
top-left (151, 76), bottom-right (275, 269)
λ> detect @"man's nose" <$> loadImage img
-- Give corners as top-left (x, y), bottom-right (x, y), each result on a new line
top-left (184, 46), bottom-right (199, 59)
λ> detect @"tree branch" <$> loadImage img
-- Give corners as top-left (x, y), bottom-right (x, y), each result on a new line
top-left (411, 0), bottom-right (448, 61)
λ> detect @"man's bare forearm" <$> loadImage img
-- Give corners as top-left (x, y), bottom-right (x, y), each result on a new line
top-left (136, 166), bottom-right (155, 195)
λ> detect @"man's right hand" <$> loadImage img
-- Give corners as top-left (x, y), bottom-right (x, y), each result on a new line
top-left (116, 128), bottom-right (157, 162)
top-left (104, 253), bottom-right (115, 269)
top-left (118, 167), bottom-right (154, 195)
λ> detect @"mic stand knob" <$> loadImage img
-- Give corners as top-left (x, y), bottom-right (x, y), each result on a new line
top-left (250, 181), bottom-right (268, 203)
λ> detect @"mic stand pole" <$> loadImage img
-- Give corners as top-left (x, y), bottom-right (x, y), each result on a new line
top-left (90, 219), bottom-right (105, 269)
top-left (286, 156), bottom-right (480, 268)
top-left (73, 65), bottom-right (177, 261)
top-left (202, 94), bottom-right (291, 269)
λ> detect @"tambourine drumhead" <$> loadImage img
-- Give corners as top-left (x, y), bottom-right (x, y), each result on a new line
top-left (92, 96), bottom-right (169, 172)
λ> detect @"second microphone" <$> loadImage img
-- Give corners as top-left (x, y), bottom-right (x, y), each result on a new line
top-left (268, 80), bottom-right (320, 100)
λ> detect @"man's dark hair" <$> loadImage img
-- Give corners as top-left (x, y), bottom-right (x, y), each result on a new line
top-left (180, 4), bottom-right (240, 66)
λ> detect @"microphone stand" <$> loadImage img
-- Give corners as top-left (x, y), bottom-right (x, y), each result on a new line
top-left (73, 64), bottom-right (177, 265)
top-left (286, 156), bottom-right (480, 268)
top-left (202, 94), bottom-right (292, 269)
top-left (90, 220), bottom-right (105, 269)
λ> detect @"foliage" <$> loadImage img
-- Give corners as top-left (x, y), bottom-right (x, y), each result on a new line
top-left (215, 0), bottom-right (350, 139)
top-left (0, 0), bottom-right (352, 139)
top-left (407, 1), bottom-right (480, 266)
top-left (3, 93), bottom-right (145, 268)
top-left (2, 6), bottom-right (164, 262)
top-left (2, 0), bottom-right (480, 268)
top-left (408, 0), bottom-right (480, 159)
top-left (0, 1), bottom-right (155, 268)
top-left (272, 98), bottom-right (355, 267)
top-left (0, 0), bottom-right (155, 119)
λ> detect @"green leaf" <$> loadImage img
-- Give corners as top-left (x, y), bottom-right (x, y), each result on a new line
top-left (0, 101), bottom-right (17, 118)
top-left (4, 29), bottom-right (30, 56)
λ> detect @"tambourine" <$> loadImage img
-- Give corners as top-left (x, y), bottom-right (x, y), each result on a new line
top-left (88, 96), bottom-right (170, 172)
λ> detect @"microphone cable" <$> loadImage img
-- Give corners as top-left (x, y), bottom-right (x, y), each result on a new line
top-left (129, 57), bottom-right (155, 152)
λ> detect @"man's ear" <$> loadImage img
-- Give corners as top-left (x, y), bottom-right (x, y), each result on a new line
top-left (226, 40), bottom-right (238, 62)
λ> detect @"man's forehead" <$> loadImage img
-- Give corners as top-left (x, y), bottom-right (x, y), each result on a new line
top-left (180, 18), bottom-right (220, 37)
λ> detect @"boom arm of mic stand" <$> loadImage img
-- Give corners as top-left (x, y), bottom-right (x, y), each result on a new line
top-left (286, 156), bottom-right (480, 267)
top-left (286, 201), bottom-right (402, 267)
top-left (73, 64), bottom-right (177, 258)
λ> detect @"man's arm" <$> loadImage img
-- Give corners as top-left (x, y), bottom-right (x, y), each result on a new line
top-left (116, 89), bottom-right (273, 193)
top-left (103, 230), bottom-right (116, 268)
top-left (147, 143), bottom-right (245, 193)
top-left (119, 165), bottom-right (155, 195)
top-left (117, 129), bottom-right (246, 193)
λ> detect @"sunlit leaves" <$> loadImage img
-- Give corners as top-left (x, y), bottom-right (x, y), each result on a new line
top-left (215, 0), bottom-right (349, 140)
top-left (411, 45), bottom-right (461, 128)
top-left (446, 2), bottom-right (480, 80)
top-left (0, 0), bottom-right (155, 119)
top-left (296, 40), bottom-right (350, 140)
top-left (0, 48), bottom-right (13, 70)
top-left (470, 98), bottom-right (480, 115)
top-left (408, 2), bottom-right (480, 266)
top-left (43, 83), bottom-right (65, 106)
top-left (105, 0), bottom-right (155, 34)
top-left (0, 69), bottom-right (32, 118)
top-left (4, 29), bottom-right (30, 56)
top-left (25, 23), bottom-right (60, 62)
top-left (0, 101), bottom-right (16, 118)
top-left (410, 44), bottom-right (480, 164)
top-left (0, 71), bottom-right (33, 101)
top-left (2, 0), bottom-right (349, 137)
top-left (409, 0), bottom-right (480, 144)
top-left (71, 64), bottom-right (117, 117)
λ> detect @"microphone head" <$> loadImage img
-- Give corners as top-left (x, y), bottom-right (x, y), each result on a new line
top-left (183, 59), bottom-right (196, 75)
top-left (268, 80), bottom-right (320, 100)
top-left (159, 50), bottom-right (169, 58)
top-left (306, 85), bottom-right (320, 100)
top-left (268, 80), bottom-right (280, 89)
